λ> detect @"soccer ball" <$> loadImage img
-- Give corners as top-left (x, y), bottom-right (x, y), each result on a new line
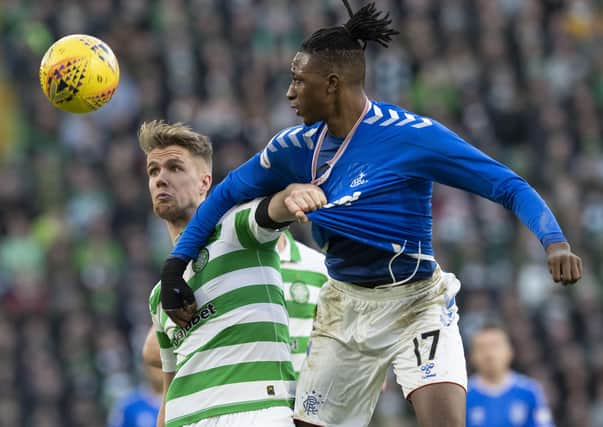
top-left (39, 34), bottom-right (120, 114)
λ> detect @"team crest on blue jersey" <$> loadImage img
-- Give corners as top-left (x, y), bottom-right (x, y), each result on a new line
top-left (420, 362), bottom-right (436, 379)
top-left (290, 281), bottom-right (310, 304)
top-left (302, 390), bottom-right (324, 416)
top-left (350, 171), bottom-right (368, 188)
top-left (193, 248), bottom-right (209, 272)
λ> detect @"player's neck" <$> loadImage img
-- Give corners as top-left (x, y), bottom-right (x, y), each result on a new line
top-left (166, 199), bottom-right (205, 244)
top-left (479, 371), bottom-right (511, 387)
top-left (167, 221), bottom-right (188, 245)
top-left (326, 90), bottom-right (367, 138)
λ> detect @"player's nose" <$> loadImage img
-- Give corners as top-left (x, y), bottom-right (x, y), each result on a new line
top-left (155, 169), bottom-right (169, 187)
top-left (286, 83), bottom-right (295, 100)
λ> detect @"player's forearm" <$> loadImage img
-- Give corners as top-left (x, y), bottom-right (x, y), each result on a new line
top-left (259, 184), bottom-right (327, 227)
top-left (171, 152), bottom-right (286, 260)
top-left (157, 372), bottom-right (175, 427)
top-left (142, 327), bottom-right (162, 369)
top-left (255, 184), bottom-right (312, 229)
top-left (418, 128), bottom-right (567, 247)
top-left (503, 181), bottom-right (566, 247)
top-left (268, 188), bottom-right (298, 223)
top-left (169, 180), bottom-right (241, 261)
top-left (156, 400), bottom-right (166, 427)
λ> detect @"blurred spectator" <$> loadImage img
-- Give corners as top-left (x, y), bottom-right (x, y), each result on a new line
top-left (467, 324), bottom-right (555, 427)
top-left (0, 0), bottom-right (601, 426)
top-left (106, 363), bottom-right (161, 427)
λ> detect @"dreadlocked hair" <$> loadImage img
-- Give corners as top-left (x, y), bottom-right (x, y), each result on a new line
top-left (301, 1), bottom-right (399, 53)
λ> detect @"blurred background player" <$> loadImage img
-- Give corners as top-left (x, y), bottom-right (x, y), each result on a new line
top-left (467, 324), bottom-right (555, 427)
top-left (106, 362), bottom-right (161, 427)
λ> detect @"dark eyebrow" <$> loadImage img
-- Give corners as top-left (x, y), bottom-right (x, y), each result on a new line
top-left (146, 158), bottom-right (185, 169)
top-left (166, 158), bottom-right (185, 165)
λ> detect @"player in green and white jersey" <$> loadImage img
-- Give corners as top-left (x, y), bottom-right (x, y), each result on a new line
top-left (138, 120), bottom-right (326, 427)
top-left (277, 230), bottom-right (327, 376)
top-left (145, 230), bottom-right (329, 381)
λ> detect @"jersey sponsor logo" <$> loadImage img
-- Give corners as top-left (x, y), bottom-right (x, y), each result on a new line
top-left (302, 390), bottom-right (325, 416)
top-left (323, 191), bottom-right (362, 209)
top-left (350, 172), bottom-right (368, 188)
top-left (290, 281), bottom-right (310, 304)
top-left (172, 303), bottom-right (217, 346)
top-left (192, 248), bottom-right (209, 272)
top-left (420, 361), bottom-right (436, 379)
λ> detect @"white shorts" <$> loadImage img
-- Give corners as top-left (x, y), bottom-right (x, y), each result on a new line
top-left (293, 267), bottom-right (467, 427)
top-left (184, 406), bottom-right (294, 427)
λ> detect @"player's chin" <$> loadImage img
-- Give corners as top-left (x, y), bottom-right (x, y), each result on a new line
top-left (154, 204), bottom-right (177, 220)
top-left (302, 115), bottom-right (319, 126)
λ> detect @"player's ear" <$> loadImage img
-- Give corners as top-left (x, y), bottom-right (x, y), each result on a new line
top-left (200, 173), bottom-right (212, 194)
top-left (327, 73), bottom-right (340, 94)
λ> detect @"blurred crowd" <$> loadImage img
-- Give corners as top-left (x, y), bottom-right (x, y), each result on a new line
top-left (0, 0), bottom-right (602, 426)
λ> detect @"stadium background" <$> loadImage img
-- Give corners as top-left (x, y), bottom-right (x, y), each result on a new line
top-left (0, 0), bottom-right (602, 426)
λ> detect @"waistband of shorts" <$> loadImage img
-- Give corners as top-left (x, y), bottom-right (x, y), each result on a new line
top-left (327, 265), bottom-right (442, 301)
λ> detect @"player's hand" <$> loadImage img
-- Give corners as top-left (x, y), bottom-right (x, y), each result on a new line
top-left (161, 277), bottom-right (197, 328)
top-left (545, 242), bottom-right (582, 285)
top-left (160, 257), bottom-right (197, 328)
top-left (283, 184), bottom-right (327, 223)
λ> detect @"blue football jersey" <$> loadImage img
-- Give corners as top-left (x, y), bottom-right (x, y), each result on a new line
top-left (172, 100), bottom-right (566, 282)
top-left (107, 389), bottom-right (160, 427)
top-left (466, 373), bottom-right (555, 427)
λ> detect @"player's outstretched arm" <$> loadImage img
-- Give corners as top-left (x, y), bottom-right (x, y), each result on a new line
top-left (407, 121), bottom-right (582, 285)
top-left (172, 151), bottom-right (293, 261)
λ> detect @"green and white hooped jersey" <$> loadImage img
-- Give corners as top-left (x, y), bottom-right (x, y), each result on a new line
top-left (149, 200), bottom-right (295, 427)
top-left (279, 231), bottom-right (328, 376)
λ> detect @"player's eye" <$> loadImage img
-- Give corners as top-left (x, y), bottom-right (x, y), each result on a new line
top-left (148, 168), bottom-right (158, 176)
top-left (171, 165), bottom-right (183, 172)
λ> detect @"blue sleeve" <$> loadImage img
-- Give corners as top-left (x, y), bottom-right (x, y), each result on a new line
top-left (107, 402), bottom-right (128, 427)
top-left (530, 383), bottom-right (556, 427)
top-left (171, 127), bottom-right (312, 261)
top-left (408, 122), bottom-right (566, 248)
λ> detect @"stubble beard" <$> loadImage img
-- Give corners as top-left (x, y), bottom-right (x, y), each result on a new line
top-left (154, 199), bottom-right (199, 225)
top-left (154, 204), bottom-right (189, 224)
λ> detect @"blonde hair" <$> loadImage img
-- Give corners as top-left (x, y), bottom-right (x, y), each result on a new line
top-left (138, 120), bottom-right (213, 170)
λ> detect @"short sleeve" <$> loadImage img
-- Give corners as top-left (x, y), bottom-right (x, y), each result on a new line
top-left (229, 199), bottom-right (281, 249)
top-left (149, 284), bottom-right (177, 373)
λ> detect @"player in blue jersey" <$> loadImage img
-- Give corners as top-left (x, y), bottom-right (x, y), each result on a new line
top-left (159, 2), bottom-right (582, 427)
top-left (107, 359), bottom-right (162, 427)
top-left (467, 325), bottom-right (555, 427)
